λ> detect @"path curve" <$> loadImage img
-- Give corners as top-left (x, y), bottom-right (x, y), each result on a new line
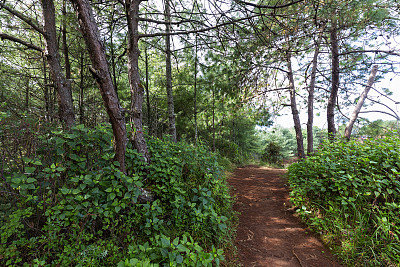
top-left (229, 165), bottom-right (343, 267)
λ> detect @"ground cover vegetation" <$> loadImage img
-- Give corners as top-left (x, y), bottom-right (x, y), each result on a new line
top-left (288, 133), bottom-right (400, 266)
top-left (0, 117), bottom-right (234, 266)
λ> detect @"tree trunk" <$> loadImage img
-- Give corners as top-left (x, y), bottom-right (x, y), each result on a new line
top-left (109, 3), bottom-right (119, 96)
top-left (41, 0), bottom-right (75, 128)
top-left (194, 35), bottom-right (198, 144)
top-left (79, 52), bottom-right (85, 124)
top-left (307, 24), bottom-right (325, 155)
top-left (327, 16), bottom-right (339, 139)
top-left (287, 52), bottom-right (305, 159)
top-left (62, 0), bottom-right (71, 80)
top-left (145, 47), bottom-right (151, 135)
top-left (70, 0), bottom-right (127, 173)
top-left (42, 59), bottom-right (50, 121)
top-left (125, 0), bottom-right (151, 163)
top-left (164, 0), bottom-right (177, 142)
top-left (344, 65), bottom-right (378, 140)
top-left (212, 88), bottom-right (216, 152)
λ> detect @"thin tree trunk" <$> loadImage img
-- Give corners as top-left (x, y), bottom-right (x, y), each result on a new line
top-left (145, 47), bottom-right (151, 135)
top-left (194, 35), bottom-right (198, 144)
top-left (164, 0), bottom-right (177, 142)
top-left (125, 0), bottom-right (151, 163)
top-left (109, 3), bottom-right (118, 95)
top-left (344, 65), bottom-right (378, 140)
top-left (212, 89), bottom-right (216, 152)
top-left (62, 0), bottom-right (71, 80)
top-left (307, 24), bottom-right (325, 155)
top-left (70, 0), bottom-right (127, 172)
top-left (286, 51), bottom-right (305, 159)
top-left (327, 16), bottom-right (339, 139)
top-left (79, 52), bottom-right (85, 124)
top-left (41, 0), bottom-right (75, 128)
top-left (25, 79), bottom-right (29, 111)
top-left (43, 59), bottom-right (50, 121)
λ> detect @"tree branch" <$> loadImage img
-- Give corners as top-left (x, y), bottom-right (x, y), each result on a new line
top-left (359, 110), bottom-right (400, 120)
top-left (139, 15), bottom-right (260, 38)
top-left (139, 17), bottom-right (201, 25)
top-left (0, 2), bottom-right (45, 36)
top-left (0, 32), bottom-right (43, 52)
top-left (235, 0), bottom-right (304, 9)
top-left (340, 49), bottom-right (400, 57)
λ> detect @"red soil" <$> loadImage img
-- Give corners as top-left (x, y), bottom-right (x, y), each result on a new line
top-left (229, 165), bottom-right (343, 267)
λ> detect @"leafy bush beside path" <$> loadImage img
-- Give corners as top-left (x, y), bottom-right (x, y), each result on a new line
top-left (288, 134), bottom-right (400, 266)
top-left (0, 124), bottom-right (234, 266)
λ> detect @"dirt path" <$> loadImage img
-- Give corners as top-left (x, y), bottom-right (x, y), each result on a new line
top-left (229, 165), bottom-right (343, 267)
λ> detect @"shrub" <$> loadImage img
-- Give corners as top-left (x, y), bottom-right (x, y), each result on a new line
top-left (0, 123), bottom-right (234, 266)
top-left (288, 133), bottom-right (400, 266)
top-left (261, 141), bottom-right (283, 164)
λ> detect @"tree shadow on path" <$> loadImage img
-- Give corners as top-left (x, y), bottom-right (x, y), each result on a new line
top-left (229, 165), bottom-right (343, 267)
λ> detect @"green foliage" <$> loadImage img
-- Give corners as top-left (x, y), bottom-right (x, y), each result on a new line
top-left (288, 133), bottom-right (400, 266)
top-left (0, 124), bottom-right (234, 266)
top-left (260, 127), bottom-right (297, 165)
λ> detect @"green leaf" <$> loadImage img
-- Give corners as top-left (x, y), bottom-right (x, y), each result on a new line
top-left (176, 254), bottom-right (183, 264)
top-left (60, 187), bottom-right (69, 194)
top-left (32, 160), bottom-right (43, 166)
top-left (24, 167), bottom-right (36, 174)
top-left (115, 206), bottom-right (121, 213)
top-left (161, 237), bottom-right (170, 247)
top-left (22, 157), bottom-right (32, 163)
top-left (26, 178), bottom-right (37, 183)
top-left (72, 189), bottom-right (81, 194)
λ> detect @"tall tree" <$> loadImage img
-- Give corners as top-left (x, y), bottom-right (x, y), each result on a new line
top-left (344, 65), bottom-right (378, 140)
top-left (286, 48), bottom-right (305, 159)
top-left (70, 0), bottom-right (127, 172)
top-left (42, 0), bottom-right (75, 129)
top-left (164, 0), bottom-right (177, 142)
top-left (327, 14), bottom-right (339, 139)
top-left (306, 22), bottom-right (325, 155)
top-left (125, 0), bottom-right (151, 163)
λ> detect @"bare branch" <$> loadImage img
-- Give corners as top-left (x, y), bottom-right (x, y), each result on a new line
top-left (0, 2), bottom-right (45, 36)
top-left (139, 17), bottom-right (201, 25)
top-left (235, 0), bottom-right (304, 9)
top-left (139, 14), bottom-right (260, 38)
top-left (340, 49), bottom-right (400, 57)
top-left (0, 32), bottom-right (43, 52)
top-left (359, 110), bottom-right (400, 120)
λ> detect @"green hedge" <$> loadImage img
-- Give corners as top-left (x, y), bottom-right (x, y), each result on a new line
top-left (288, 134), bottom-right (400, 266)
top-left (0, 124), bottom-right (235, 266)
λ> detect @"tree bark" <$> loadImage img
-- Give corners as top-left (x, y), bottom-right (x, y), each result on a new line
top-left (145, 47), bottom-right (151, 135)
top-left (70, 0), bottom-right (127, 173)
top-left (125, 0), bottom-right (151, 163)
top-left (327, 16), bottom-right (339, 139)
top-left (344, 65), bottom-right (378, 140)
top-left (212, 88), bottom-right (216, 152)
top-left (41, 0), bottom-right (75, 129)
top-left (194, 35), bottom-right (198, 144)
top-left (62, 0), bottom-right (71, 80)
top-left (307, 24), bottom-right (325, 155)
top-left (79, 52), bottom-right (85, 124)
top-left (286, 51), bottom-right (305, 159)
top-left (164, 0), bottom-right (177, 142)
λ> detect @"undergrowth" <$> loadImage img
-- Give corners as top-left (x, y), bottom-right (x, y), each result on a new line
top-left (288, 133), bottom-right (400, 266)
top-left (0, 119), bottom-right (235, 266)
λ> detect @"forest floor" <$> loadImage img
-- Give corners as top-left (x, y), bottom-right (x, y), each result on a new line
top-left (229, 165), bottom-right (343, 267)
